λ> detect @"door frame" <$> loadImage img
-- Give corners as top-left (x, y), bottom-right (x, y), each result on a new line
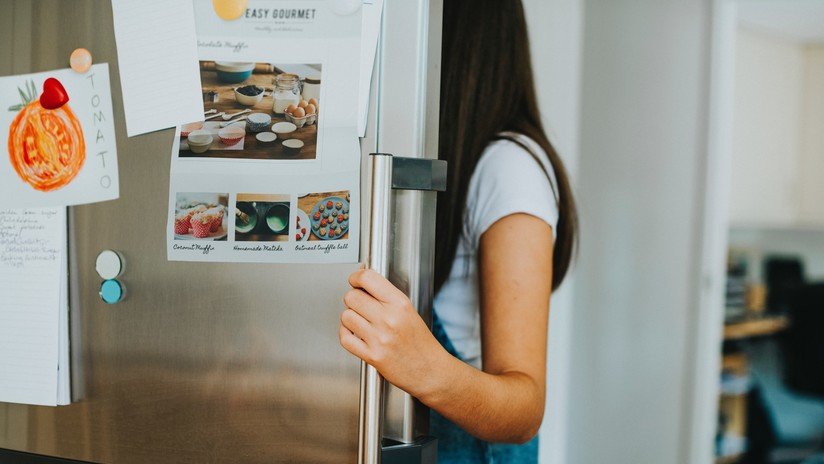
top-left (681, 1), bottom-right (737, 462)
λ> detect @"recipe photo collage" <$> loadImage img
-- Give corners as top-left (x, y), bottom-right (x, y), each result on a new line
top-left (166, 1), bottom-right (361, 264)
top-left (172, 189), bottom-right (351, 244)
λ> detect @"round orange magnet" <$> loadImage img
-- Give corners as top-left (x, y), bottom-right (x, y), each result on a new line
top-left (212, 0), bottom-right (248, 21)
top-left (70, 48), bottom-right (92, 73)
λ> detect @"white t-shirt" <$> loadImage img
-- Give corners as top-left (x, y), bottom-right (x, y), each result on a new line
top-left (432, 133), bottom-right (559, 369)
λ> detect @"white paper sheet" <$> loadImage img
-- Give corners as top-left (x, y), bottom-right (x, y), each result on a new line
top-left (111, 0), bottom-right (204, 136)
top-left (0, 208), bottom-right (66, 406)
top-left (56, 228), bottom-right (70, 406)
top-left (358, 0), bottom-right (384, 136)
top-left (167, 0), bottom-right (361, 264)
top-left (0, 65), bottom-right (119, 208)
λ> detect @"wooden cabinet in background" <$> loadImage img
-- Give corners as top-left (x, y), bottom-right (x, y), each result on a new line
top-left (730, 30), bottom-right (824, 229)
top-left (799, 45), bottom-right (824, 227)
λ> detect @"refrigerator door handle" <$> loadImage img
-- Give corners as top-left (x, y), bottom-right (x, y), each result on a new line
top-left (359, 153), bottom-right (446, 464)
top-left (360, 153), bottom-right (393, 464)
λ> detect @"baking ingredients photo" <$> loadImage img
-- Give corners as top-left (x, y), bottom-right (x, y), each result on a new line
top-left (173, 193), bottom-right (229, 241)
top-left (177, 61), bottom-right (321, 161)
top-left (235, 194), bottom-right (291, 242)
top-left (297, 191), bottom-right (351, 241)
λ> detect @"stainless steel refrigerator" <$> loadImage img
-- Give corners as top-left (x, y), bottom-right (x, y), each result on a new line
top-left (0, 0), bottom-right (443, 462)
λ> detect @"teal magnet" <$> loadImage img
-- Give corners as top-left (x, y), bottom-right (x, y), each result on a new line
top-left (100, 279), bottom-right (124, 304)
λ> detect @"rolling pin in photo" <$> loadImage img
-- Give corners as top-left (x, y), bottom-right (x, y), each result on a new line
top-left (200, 61), bottom-right (274, 74)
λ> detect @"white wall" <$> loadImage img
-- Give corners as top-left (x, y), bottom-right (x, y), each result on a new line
top-left (521, 1), bottom-right (583, 463)
top-left (568, 1), bottom-right (713, 463)
top-left (799, 44), bottom-right (824, 224)
top-left (730, 27), bottom-right (805, 226)
top-left (730, 227), bottom-right (824, 281)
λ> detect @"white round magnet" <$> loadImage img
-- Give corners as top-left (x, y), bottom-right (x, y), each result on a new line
top-left (95, 250), bottom-right (123, 280)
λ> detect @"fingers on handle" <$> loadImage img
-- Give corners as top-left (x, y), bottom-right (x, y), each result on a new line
top-left (339, 325), bottom-right (369, 359)
top-left (343, 288), bottom-right (382, 322)
top-left (340, 308), bottom-right (374, 343)
top-left (348, 269), bottom-right (405, 305)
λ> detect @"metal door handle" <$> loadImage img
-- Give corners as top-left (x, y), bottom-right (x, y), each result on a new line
top-left (359, 153), bottom-right (446, 464)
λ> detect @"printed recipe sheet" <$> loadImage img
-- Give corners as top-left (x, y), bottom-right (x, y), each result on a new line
top-left (167, 0), bottom-right (361, 264)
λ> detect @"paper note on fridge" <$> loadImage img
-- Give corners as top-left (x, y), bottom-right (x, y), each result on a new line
top-left (0, 208), bottom-right (70, 406)
top-left (0, 65), bottom-right (119, 208)
top-left (359, 0), bottom-right (384, 136)
top-left (110, 0), bottom-right (204, 137)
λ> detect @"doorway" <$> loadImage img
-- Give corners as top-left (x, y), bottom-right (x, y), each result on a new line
top-left (703, 1), bottom-right (824, 463)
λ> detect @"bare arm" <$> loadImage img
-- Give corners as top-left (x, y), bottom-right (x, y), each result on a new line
top-left (339, 213), bottom-right (553, 443)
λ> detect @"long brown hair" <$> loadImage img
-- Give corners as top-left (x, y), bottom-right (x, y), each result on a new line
top-left (435, 0), bottom-right (578, 293)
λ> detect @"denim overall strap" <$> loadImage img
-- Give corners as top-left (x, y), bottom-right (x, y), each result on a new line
top-left (430, 312), bottom-right (539, 464)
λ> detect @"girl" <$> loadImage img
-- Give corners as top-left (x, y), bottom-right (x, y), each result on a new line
top-left (339, 0), bottom-right (578, 461)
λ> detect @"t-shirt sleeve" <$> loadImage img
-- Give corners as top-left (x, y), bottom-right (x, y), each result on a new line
top-left (463, 140), bottom-right (560, 249)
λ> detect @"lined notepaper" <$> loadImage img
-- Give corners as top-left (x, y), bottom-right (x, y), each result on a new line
top-left (111, 0), bottom-right (204, 136)
top-left (0, 208), bottom-right (66, 406)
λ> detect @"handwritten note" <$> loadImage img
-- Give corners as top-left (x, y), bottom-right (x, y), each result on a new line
top-left (0, 208), bottom-right (66, 406)
top-left (111, 0), bottom-right (204, 136)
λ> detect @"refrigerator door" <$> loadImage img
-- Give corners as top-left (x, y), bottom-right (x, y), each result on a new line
top-left (1, 2), bottom-right (359, 463)
top-left (367, 0), bottom-right (443, 451)
top-left (0, 1), bottom-right (441, 463)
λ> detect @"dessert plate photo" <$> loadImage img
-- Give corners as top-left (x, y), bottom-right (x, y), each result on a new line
top-left (308, 196), bottom-right (350, 240)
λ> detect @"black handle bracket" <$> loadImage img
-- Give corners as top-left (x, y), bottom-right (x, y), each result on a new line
top-left (370, 154), bottom-right (447, 192)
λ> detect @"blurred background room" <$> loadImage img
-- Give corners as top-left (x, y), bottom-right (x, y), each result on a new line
top-left (524, 1), bottom-right (824, 463)
top-left (0, 1), bottom-right (820, 464)
top-left (719, 2), bottom-right (824, 462)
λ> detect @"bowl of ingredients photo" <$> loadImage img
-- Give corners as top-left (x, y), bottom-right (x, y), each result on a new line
top-left (218, 126), bottom-right (245, 146)
top-left (215, 61), bottom-right (255, 83)
top-left (181, 121), bottom-right (204, 137)
top-left (246, 112), bottom-right (272, 133)
top-left (271, 121), bottom-right (297, 138)
top-left (187, 130), bottom-right (213, 154)
top-left (265, 203), bottom-right (290, 234)
top-left (234, 85), bottom-right (265, 106)
top-left (235, 202), bottom-right (259, 234)
top-left (282, 139), bottom-right (304, 156)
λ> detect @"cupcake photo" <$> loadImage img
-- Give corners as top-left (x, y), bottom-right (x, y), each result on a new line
top-left (173, 193), bottom-right (229, 241)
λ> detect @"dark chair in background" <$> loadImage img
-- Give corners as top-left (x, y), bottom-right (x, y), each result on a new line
top-left (765, 257), bottom-right (806, 313)
top-left (781, 283), bottom-right (824, 398)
